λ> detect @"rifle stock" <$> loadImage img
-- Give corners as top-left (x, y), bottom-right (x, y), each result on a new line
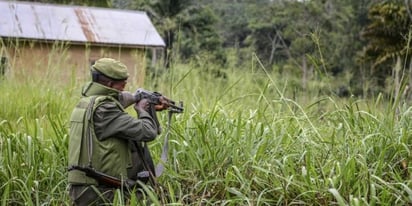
top-left (69, 165), bottom-right (135, 189)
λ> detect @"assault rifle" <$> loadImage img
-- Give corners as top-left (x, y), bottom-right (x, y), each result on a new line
top-left (119, 89), bottom-right (184, 113)
top-left (119, 88), bottom-right (183, 177)
top-left (68, 165), bottom-right (136, 189)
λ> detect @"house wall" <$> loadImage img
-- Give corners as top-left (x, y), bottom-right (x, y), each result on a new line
top-left (0, 41), bottom-right (148, 87)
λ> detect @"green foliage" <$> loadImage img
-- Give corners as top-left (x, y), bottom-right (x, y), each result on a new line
top-left (0, 115), bottom-right (69, 205)
top-left (3, 0), bottom-right (412, 204)
top-left (132, 0), bottom-right (226, 67)
top-left (3, 50), bottom-right (412, 204)
top-left (355, 1), bottom-right (412, 99)
top-left (20, 0), bottom-right (412, 97)
top-left (178, 5), bottom-right (227, 66)
top-left (360, 1), bottom-right (412, 68)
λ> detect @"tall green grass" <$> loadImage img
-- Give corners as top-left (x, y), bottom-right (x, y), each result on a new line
top-left (1, 53), bottom-right (412, 205)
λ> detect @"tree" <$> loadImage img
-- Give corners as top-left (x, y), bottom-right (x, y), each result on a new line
top-left (359, 1), bottom-right (412, 98)
top-left (132, 0), bottom-right (225, 68)
top-left (178, 5), bottom-right (226, 65)
top-left (243, 0), bottom-right (359, 93)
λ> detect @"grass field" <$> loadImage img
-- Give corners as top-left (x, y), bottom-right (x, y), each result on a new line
top-left (1, 56), bottom-right (412, 205)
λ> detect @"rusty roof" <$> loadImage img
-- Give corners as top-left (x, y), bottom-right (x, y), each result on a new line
top-left (0, 1), bottom-right (165, 48)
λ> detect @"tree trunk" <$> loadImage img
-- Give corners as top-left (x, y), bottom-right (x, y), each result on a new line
top-left (302, 55), bottom-right (307, 91)
top-left (268, 34), bottom-right (278, 66)
top-left (394, 56), bottom-right (401, 101)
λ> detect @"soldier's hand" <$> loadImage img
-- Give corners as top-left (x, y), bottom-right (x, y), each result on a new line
top-left (155, 96), bottom-right (169, 111)
top-left (134, 99), bottom-right (150, 112)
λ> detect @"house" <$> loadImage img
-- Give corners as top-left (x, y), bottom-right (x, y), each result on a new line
top-left (0, 0), bottom-right (165, 85)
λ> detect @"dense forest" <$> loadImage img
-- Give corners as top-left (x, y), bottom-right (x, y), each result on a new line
top-left (17, 0), bottom-right (412, 99)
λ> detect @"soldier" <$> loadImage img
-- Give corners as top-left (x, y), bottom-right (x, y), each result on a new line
top-left (68, 58), bottom-right (167, 205)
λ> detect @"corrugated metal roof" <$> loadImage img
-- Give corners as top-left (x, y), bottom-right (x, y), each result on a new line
top-left (0, 1), bottom-right (165, 48)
